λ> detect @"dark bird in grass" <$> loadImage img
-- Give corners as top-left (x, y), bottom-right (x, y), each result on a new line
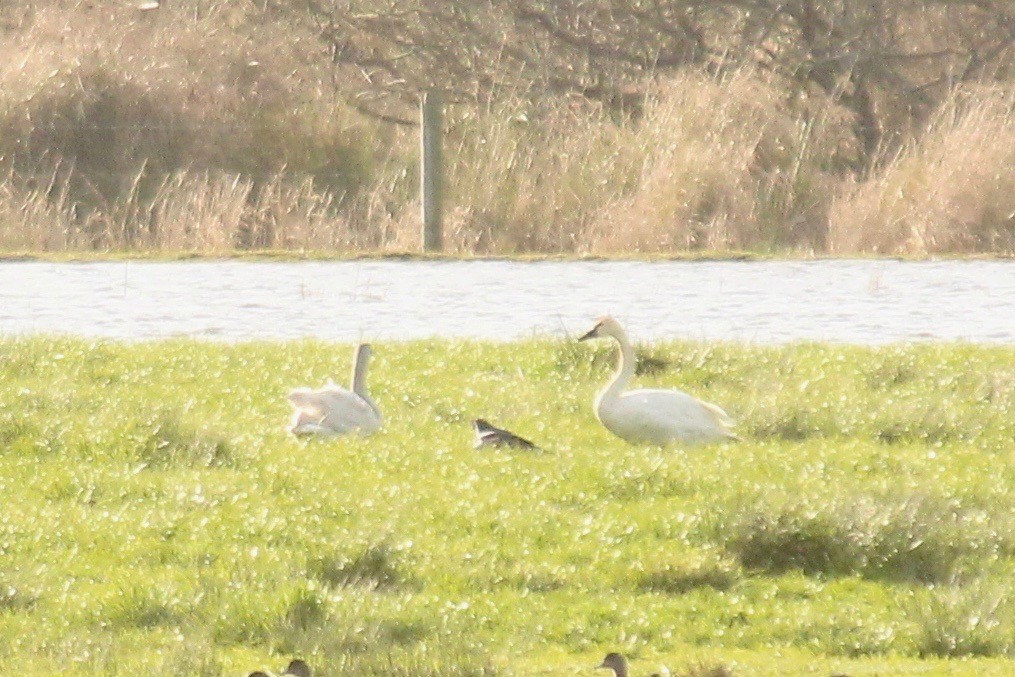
top-left (248, 659), bottom-right (312, 677)
top-left (283, 660), bottom-right (312, 677)
top-left (472, 418), bottom-right (538, 450)
top-left (598, 653), bottom-right (632, 677)
top-left (600, 651), bottom-right (714, 677)
top-left (599, 653), bottom-right (670, 677)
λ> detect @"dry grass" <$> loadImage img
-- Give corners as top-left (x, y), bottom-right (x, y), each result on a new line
top-left (829, 85), bottom-right (1015, 254)
top-left (590, 69), bottom-right (850, 253)
top-left (0, 1), bottom-right (388, 252)
top-left (0, 167), bottom-right (376, 252)
top-left (380, 68), bottom-right (853, 255)
top-left (434, 99), bottom-right (645, 254)
top-left (0, 1), bottom-right (1012, 255)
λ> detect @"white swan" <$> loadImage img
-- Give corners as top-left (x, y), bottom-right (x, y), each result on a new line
top-left (287, 344), bottom-right (381, 436)
top-left (579, 316), bottom-right (736, 445)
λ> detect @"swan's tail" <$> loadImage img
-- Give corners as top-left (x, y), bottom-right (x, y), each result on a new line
top-left (700, 400), bottom-right (735, 426)
top-left (700, 400), bottom-right (738, 438)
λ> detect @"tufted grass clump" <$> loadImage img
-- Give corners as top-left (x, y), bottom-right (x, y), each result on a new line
top-left (723, 494), bottom-right (1008, 583)
top-left (101, 584), bottom-right (190, 631)
top-left (283, 585), bottom-right (330, 632)
top-left (750, 406), bottom-right (835, 441)
top-left (913, 584), bottom-right (1015, 658)
top-left (157, 643), bottom-right (223, 677)
top-left (0, 412), bottom-right (38, 449)
top-left (0, 582), bottom-right (38, 612)
top-left (871, 403), bottom-right (981, 446)
top-left (636, 566), bottom-right (739, 595)
top-left (331, 645), bottom-right (497, 676)
top-left (309, 542), bottom-right (408, 591)
top-left (634, 552), bottom-right (742, 595)
top-left (126, 409), bottom-right (235, 469)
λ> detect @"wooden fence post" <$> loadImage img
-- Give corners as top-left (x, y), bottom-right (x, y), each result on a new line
top-left (420, 89), bottom-right (443, 252)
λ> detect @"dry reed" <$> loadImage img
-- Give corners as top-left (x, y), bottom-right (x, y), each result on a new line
top-left (0, 1), bottom-right (1012, 255)
top-left (828, 85), bottom-right (1015, 255)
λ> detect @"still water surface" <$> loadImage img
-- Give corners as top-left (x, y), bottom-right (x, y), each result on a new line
top-left (2, 260), bottom-right (1013, 343)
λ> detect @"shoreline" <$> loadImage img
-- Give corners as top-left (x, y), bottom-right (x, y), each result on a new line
top-left (2, 249), bottom-right (1014, 263)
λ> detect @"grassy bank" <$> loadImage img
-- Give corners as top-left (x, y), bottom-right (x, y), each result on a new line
top-left (1, 337), bottom-right (1014, 674)
top-left (0, 3), bottom-right (1012, 256)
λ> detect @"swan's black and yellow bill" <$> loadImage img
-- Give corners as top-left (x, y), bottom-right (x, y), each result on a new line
top-left (579, 324), bottom-right (603, 341)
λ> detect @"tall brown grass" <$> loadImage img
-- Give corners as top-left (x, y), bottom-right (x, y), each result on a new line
top-left (0, 1), bottom-right (1012, 255)
top-left (423, 68), bottom-right (853, 254)
top-left (590, 69), bottom-right (851, 253)
top-left (828, 85), bottom-right (1015, 255)
top-left (0, 1), bottom-right (389, 251)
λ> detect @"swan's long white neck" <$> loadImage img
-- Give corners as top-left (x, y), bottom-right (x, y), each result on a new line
top-left (351, 345), bottom-right (380, 419)
top-left (598, 327), bottom-right (636, 407)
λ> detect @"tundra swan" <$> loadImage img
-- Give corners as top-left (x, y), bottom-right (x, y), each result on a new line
top-left (472, 418), bottom-right (538, 450)
top-left (579, 316), bottom-right (736, 445)
top-left (287, 344), bottom-right (381, 436)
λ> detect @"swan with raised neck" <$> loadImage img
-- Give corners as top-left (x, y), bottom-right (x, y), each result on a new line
top-left (579, 316), bottom-right (736, 445)
top-left (349, 343), bottom-right (380, 419)
top-left (287, 343), bottom-right (382, 436)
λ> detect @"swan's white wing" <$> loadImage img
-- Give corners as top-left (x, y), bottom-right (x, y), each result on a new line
top-left (288, 388), bottom-right (327, 419)
top-left (320, 394), bottom-right (379, 433)
top-left (287, 385), bottom-right (380, 435)
top-left (605, 388), bottom-right (734, 444)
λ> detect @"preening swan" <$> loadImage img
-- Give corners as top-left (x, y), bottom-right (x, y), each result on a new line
top-left (287, 344), bottom-right (381, 436)
top-left (472, 418), bottom-right (538, 450)
top-left (579, 317), bottom-right (736, 445)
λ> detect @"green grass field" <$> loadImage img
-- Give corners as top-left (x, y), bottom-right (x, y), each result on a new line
top-left (1, 337), bottom-right (1013, 675)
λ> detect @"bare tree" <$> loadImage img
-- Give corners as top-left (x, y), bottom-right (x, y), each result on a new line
top-left (287, 0), bottom-right (1012, 167)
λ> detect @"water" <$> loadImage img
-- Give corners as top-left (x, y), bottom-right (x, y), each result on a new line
top-left (2, 259), bottom-right (1013, 343)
